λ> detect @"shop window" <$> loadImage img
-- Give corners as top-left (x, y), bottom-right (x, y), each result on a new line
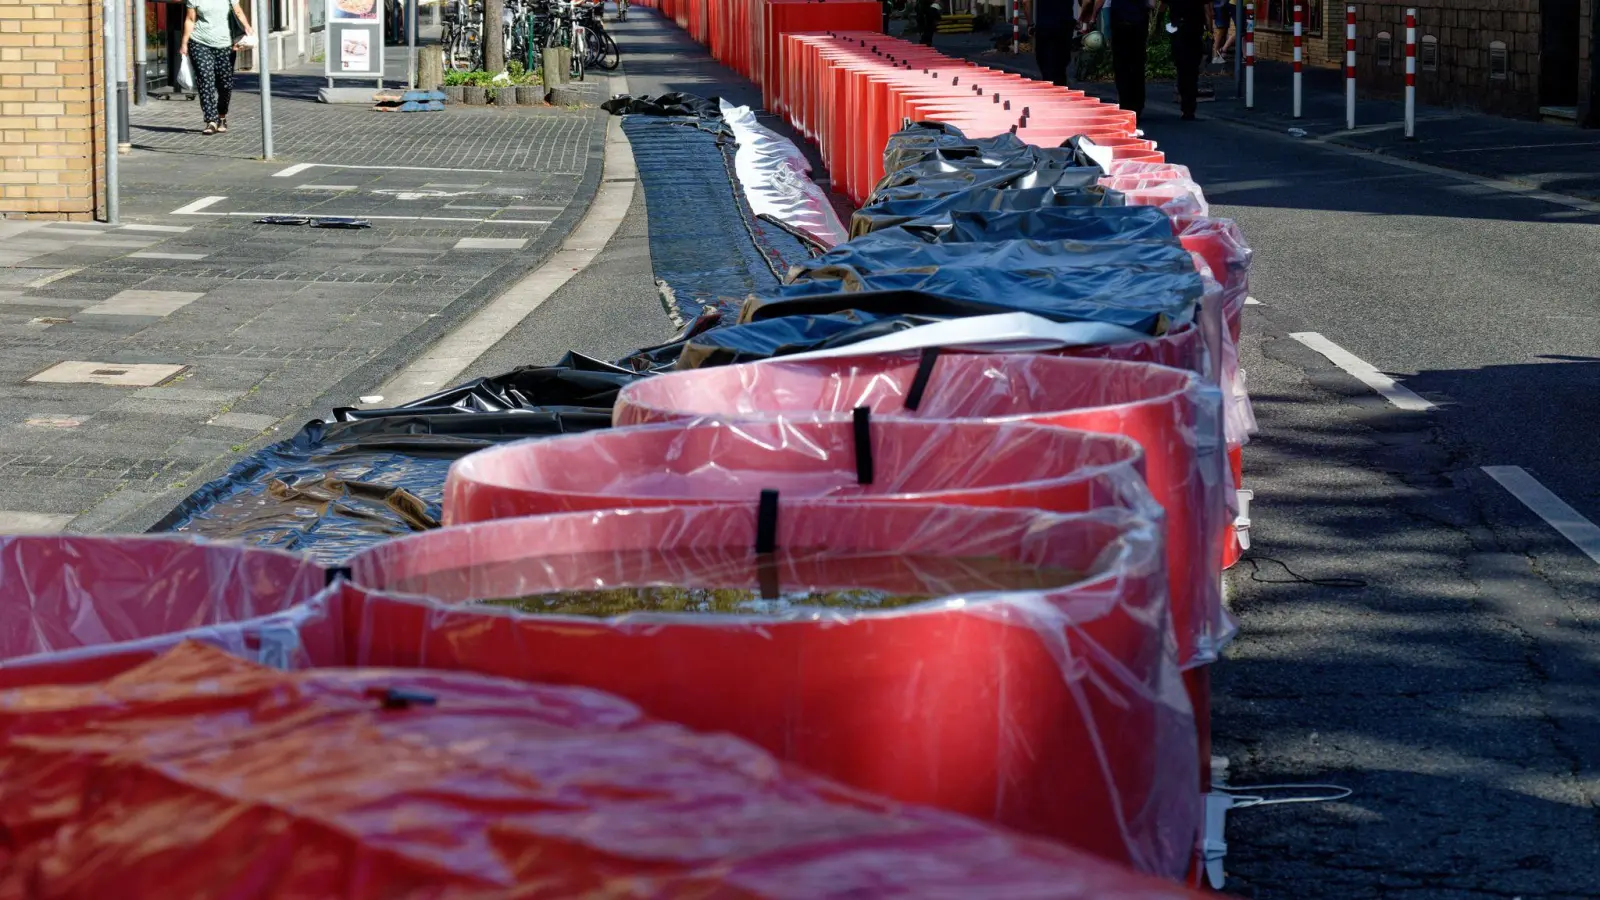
top-left (1376, 31), bottom-right (1392, 66)
top-left (1488, 41), bottom-right (1508, 80)
top-left (1260, 0), bottom-right (1322, 34)
top-left (1421, 34), bottom-right (1438, 71)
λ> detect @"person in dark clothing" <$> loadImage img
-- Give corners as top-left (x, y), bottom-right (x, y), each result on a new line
top-left (1031, 0), bottom-right (1078, 86)
top-left (1159, 0), bottom-right (1212, 119)
top-left (1080, 0), bottom-right (1151, 117)
top-left (913, 0), bottom-right (941, 45)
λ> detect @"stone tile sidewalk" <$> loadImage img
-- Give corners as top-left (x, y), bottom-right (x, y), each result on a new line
top-left (0, 69), bottom-right (613, 535)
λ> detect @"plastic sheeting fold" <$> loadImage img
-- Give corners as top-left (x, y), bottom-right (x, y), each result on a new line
top-left (0, 641), bottom-right (1209, 898)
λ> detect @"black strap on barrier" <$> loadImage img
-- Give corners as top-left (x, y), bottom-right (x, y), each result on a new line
top-left (325, 565), bottom-right (352, 586)
top-left (952, 75), bottom-right (959, 85)
top-left (1004, 99), bottom-right (1011, 110)
top-left (756, 488), bottom-right (780, 554)
top-left (904, 347), bottom-right (941, 411)
top-left (852, 406), bottom-right (874, 485)
top-left (756, 552), bottom-right (781, 600)
top-left (993, 93), bottom-right (1000, 103)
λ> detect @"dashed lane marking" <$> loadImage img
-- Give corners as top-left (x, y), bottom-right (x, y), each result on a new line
top-left (1482, 466), bottom-right (1600, 566)
top-left (1290, 332), bottom-right (1436, 412)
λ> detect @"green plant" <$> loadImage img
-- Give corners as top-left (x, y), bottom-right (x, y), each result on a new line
top-left (444, 69), bottom-right (497, 87)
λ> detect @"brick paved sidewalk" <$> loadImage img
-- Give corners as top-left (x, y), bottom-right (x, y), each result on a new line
top-left (0, 70), bottom-right (612, 535)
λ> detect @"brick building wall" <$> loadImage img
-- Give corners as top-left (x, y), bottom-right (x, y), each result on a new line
top-left (1246, 1), bottom-right (1345, 68)
top-left (0, 0), bottom-right (104, 220)
top-left (1354, 0), bottom-right (1543, 118)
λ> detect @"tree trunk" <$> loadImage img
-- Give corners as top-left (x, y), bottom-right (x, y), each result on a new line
top-left (484, 0), bottom-right (505, 72)
top-left (418, 45), bottom-right (445, 90)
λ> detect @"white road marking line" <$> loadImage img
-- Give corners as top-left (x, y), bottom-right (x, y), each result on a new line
top-left (484, 219), bottom-right (552, 225)
top-left (272, 163), bottom-right (315, 177)
top-left (129, 252), bottom-right (209, 260)
top-left (1436, 140), bottom-right (1600, 154)
top-left (295, 184), bottom-right (359, 191)
top-left (1482, 466), bottom-right (1600, 566)
top-left (1245, 296), bottom-right (1261, 305)
top-left (120, 224), bottom-right (192, 233)
top-left (181, 210), bottom-right (493, 222)
top-left (1289, 332), bottom-right (1436, 411)
top-left (172, 195), bottom-right (226, 215)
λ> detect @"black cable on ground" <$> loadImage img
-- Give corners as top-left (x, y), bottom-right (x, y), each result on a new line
top-left (1237, 555), bottom-right (1368, 589)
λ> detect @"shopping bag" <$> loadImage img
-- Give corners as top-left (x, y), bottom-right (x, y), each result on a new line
top-left (176, 55), bottom-right (195, 91)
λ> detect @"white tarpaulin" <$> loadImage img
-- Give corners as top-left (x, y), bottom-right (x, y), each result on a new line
top-left (720, 100), bottom-right (851, 249)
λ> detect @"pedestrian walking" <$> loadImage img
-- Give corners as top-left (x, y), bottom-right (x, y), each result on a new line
top-left (181, 0), bottom-right (254, 135)
top-left (1210, 0), bottom-right (1235, 63)
top-left (913, 0), bottom-right (942, 45)
top-left (1031, 0), bottom-right (1079, 86)
top-left (1079, 0), bottom-right (1151, 118)
top-left (1159, 0), bottom-right (1212, 119)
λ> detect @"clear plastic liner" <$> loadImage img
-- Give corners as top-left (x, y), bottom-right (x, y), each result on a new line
top-left (0, 640), bottom-right (1208, 898)
top-left (1175, 216), bottom-right (1257, 445)
top-left (720, 99), bottom-right (851, 248)
top-left (0, 535), bottom-right (329, 688)
top-left (1106, 160), bottom-right (1194, 181)
top-left (444, 417), bottom-right (1159, 528)
top-left (612, 353), bottom-right (1235, 668)
top-left (1118, 180), bottom-right (1211, 219)
top-left (340, 502), bottom-right (1201, 878)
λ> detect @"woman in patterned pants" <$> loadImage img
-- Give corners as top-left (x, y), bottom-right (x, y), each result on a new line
top-left (181, 0), bottom-right (254, 134)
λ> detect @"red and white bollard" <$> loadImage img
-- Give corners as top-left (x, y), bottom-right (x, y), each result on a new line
top-left (1345, 5), bottom-right (1357, 129)
top-left (1404, 8), bottom-right (1417, 138)
top-left (1292, 3), bottom-right (1303, 118)
top-left (1244, 3), bottom-right (1255, 109)
top-left (1012, 10), bottom-right (1020, 53)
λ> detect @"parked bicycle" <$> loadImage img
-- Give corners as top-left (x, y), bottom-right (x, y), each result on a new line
top-left (442, 0), bottom-right (484, 70)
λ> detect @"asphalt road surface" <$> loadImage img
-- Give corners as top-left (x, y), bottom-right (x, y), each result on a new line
top-left (1137, 105), bottom-right (1600, 898)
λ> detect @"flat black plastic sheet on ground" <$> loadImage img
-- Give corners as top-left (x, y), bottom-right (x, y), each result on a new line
top-left (601, 92), bottom-right (726, 119)
top-left (153, 365), bottom-right (639, 561)
top-left (621, 115), bottom-right (813, 324)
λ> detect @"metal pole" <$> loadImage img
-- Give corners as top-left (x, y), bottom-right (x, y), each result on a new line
top-left (1404, 8), bottom-right (1416, 138)
top-left (102, 0), bottom-right (120, 224)
top-left (1244, 3), bottom-right (1254, 109)
top-left (407, 0), bottom-right (417, 87)
top-left (116, 0), bottom-right (130, 148)
top-left (253, 0), bottom-right (274, 158)
top-left (1345, 5), bottom-right (1356, 129)
top-left (1292, 3), bottom-right (1302, 117)
top-left (134, 0), bottom-right (148, 104)
top-left (1233, 0), bottom-right (1243, 98)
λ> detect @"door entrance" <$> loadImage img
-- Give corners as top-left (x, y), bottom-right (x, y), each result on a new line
top-left (1540, 0), bottom-right (1581, 107)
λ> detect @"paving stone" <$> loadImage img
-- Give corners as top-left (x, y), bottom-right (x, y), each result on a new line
top-left (0, 511), bottom-right (76, 534)
top-left (81, 290), bottom-right (206, 317)
top-left (454, 237), bottom-right (531, 250)
top-left (26, 362), bottom-right (189, 387)
top-left (209, 411), bottom-right (280, 431)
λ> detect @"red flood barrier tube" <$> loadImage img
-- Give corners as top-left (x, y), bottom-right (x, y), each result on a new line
top-left (340, 502), bottom-right (1201, 879)
top-left (611, 353), bottom-right (1234, 672)
top-left (443, 417), bottom-right (1158, 528)
top-left (0, 535), bottom-right (331, 689)
top-left (0, 642), bottom-right (1209, 899)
